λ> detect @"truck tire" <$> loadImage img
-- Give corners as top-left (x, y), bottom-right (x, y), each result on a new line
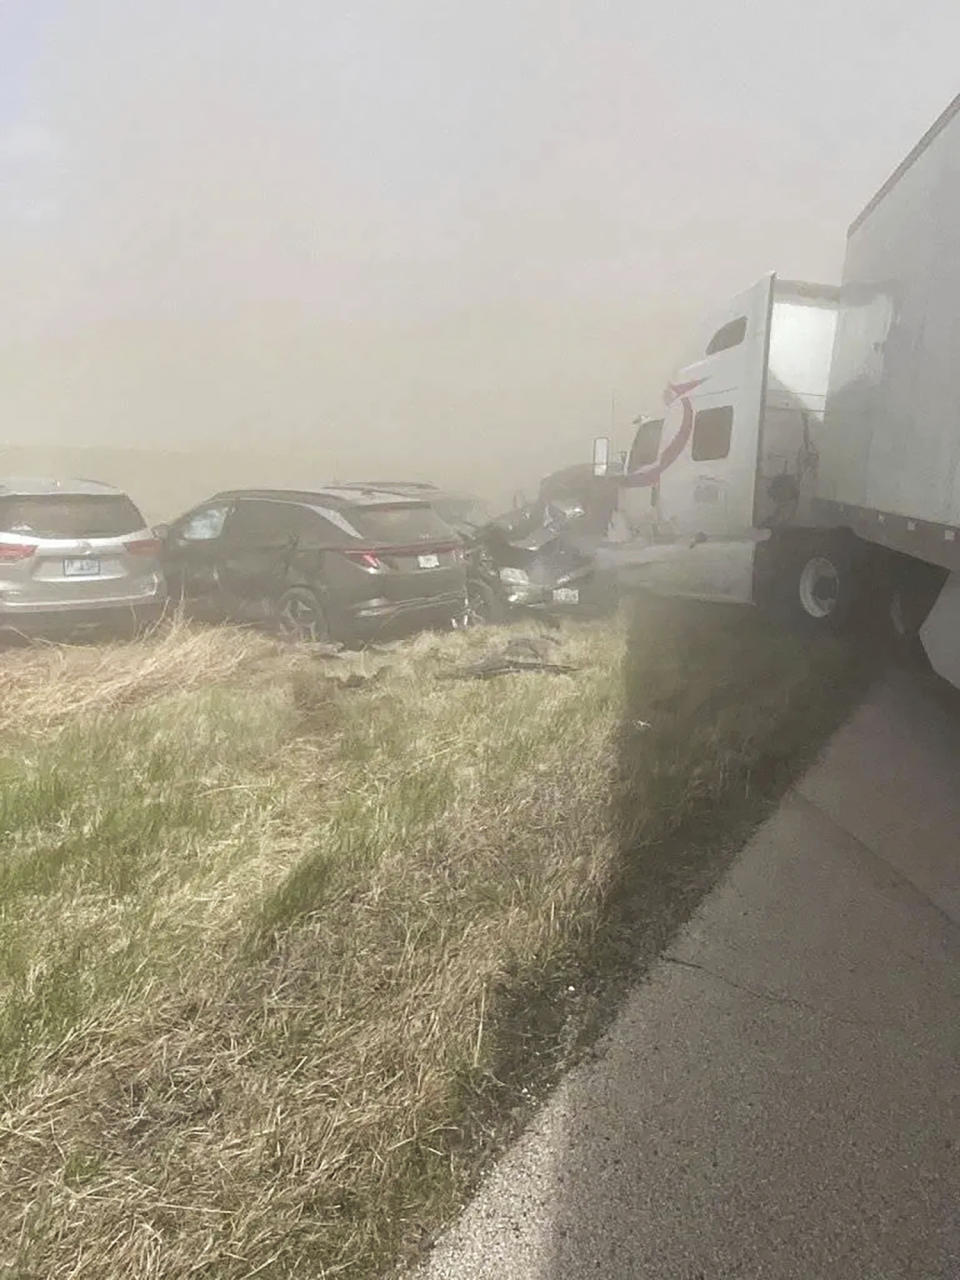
top-left (764, 532), bottom-right (859, 634)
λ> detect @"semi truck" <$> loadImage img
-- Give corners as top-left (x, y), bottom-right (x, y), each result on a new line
top-left (601, 92), bottom-right (960, 689)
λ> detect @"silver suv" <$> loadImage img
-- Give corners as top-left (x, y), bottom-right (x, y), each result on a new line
top-left (0, 477), bottom-right (165, 636)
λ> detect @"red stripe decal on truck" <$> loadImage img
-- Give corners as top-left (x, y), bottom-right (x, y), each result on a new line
top-left (622, 378), bottom-right (705, 488)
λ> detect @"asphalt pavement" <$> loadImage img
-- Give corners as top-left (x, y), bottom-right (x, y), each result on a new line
top-left (415, 671), bottom-right (960, 1279)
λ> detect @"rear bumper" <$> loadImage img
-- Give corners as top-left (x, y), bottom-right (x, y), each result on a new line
top-left (501, 569), bottom-right (612, 612)
top-left (0, 596), bottom-right (166, 635)
top-left (342, 591), bottom-right (467, 638)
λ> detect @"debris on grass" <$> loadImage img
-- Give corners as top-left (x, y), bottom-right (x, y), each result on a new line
top-left (437, 635), bottom-right (580, 681)
top-left (328, 667), bottom-right (391, 690)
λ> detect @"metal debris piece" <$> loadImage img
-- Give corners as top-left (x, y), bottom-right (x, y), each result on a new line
top-left (437, 636), bottom-right (579, 682)
top-left (327, 668), bottom-right (390, 690)
top-left (305, 642), bottom-right (345, 659)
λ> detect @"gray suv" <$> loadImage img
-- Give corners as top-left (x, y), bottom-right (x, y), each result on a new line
top-left (161, 487), bottom-right (468, 642)
top-left (0, 477), bottom-right (165, 636)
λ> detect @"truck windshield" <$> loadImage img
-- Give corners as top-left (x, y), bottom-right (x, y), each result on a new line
top-left (627, 419), bottom-right (664, 471)
top-left (0, 494), bottom-right (145, 539)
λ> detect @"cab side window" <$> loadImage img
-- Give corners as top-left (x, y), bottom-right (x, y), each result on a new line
top-left (705, 316), bottom-right (747, 356)
top-left (692, 406), bottom-right (734, 461)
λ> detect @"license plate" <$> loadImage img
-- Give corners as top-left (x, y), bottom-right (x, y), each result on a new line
top-left (553, 587), bottom-right (579, 603)
top-left (63, 558), bottom-right (101, 577)
top-left (418, 553), bottom-right (440, 569)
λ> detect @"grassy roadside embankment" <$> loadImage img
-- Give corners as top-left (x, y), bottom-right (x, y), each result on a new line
top-left (0, 600), bottom-right (864, 1278)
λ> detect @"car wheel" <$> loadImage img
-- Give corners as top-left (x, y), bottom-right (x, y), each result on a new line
top-left (464, 578), bottom-right (505, 626)
top-left (276, 587), bottom-right (330, 643)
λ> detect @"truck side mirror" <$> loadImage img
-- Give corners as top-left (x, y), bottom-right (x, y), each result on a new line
top-left (593, 436), bottom-right (611, 477)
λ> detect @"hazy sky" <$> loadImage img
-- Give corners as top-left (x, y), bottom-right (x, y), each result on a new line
top-left (2, 0), bottom-right (960, 498)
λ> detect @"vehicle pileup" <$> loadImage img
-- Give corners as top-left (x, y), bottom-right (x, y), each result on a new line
top-left (601, 92), bottom-right (960, 690)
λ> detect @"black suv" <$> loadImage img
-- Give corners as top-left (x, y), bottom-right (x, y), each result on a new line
top-left (161, 487), bottom-right (467, 642)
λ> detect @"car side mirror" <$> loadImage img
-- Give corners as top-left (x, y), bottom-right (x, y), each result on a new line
top-left (152, 523), bottom-right (170, 541)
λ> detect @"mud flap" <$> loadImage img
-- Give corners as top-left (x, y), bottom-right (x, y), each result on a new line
top-left (919, 570), bottom-right (960, 689)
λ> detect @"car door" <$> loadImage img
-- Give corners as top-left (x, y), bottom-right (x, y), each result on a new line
top-left (164, 501), bottom-right (234, 608)
top-left (218, 500), bottom-right (303, 622)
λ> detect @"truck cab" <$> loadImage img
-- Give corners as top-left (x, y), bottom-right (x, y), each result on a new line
top-left (604, 274), bottom-right (840, 603)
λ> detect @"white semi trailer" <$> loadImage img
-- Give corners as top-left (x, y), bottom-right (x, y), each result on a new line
top-left (604, 92), bottom-right (960, 688)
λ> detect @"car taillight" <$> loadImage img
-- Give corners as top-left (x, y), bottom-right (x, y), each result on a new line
top-left (0, 542), bottom-right (37, 562)
top-left (124, 538), bottom-right (163, 556)
top-left (344, 550), bottom-right (384, 570)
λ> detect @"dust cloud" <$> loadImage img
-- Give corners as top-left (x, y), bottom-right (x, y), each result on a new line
top-left (2, 0), bottom-right (959, 520)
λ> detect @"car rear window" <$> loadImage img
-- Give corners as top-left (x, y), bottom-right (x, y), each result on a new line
top-left (350, 503), bottom-right (454, 543)
top-left (0, 494), bottom-right (145, 539)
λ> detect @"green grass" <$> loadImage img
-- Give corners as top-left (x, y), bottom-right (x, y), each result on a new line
top-left (0, 602), bottom-right (864, 1279)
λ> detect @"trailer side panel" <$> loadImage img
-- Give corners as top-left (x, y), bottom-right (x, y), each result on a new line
top-left (819, 97), bottom-right (960, 557)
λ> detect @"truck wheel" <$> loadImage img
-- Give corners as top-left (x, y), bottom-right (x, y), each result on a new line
top-left (768, 534), bottom-right (857, 634)
top-left (276, 587), bottom-right (330, 644)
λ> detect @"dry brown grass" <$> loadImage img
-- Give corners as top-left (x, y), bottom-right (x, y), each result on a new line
top-left (0, 618), bottom-right (279, 738)
top-left (0, 603), bottom-right (859, 1279)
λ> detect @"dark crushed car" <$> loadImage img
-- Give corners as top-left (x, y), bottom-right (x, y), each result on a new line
top-left (343, 482), bottom-right (614, 622)
top-left (476, 497), bottom-right (611, 617)
top-left (340, 483), bottom-right (507, 621)
top-left (160, 487), bottom-right (468, 642)
top-left (421, 493), bottom-right (507, 623)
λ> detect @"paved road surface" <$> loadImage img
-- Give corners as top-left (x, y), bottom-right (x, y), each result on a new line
top-left (416, 673), bottom-right (960, 1279)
